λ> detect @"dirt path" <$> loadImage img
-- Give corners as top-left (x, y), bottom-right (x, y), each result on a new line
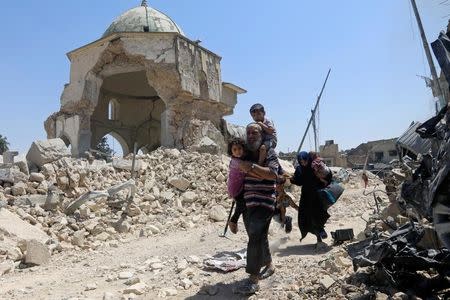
top-left (0, 187), bottom-right (380, 300)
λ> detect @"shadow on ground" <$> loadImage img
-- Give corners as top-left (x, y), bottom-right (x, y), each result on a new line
top-left (185, 280), bottom-right (251, 300)
top-left (274, 242), bottom-right (333, 257)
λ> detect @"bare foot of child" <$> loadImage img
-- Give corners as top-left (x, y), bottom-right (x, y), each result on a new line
top-left (258, 144), bottom-right (267, 166)
top-left (228, 221), bottom-right (238, 234)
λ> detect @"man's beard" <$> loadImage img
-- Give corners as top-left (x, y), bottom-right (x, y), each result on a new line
top-left (247, 137), bottom-right (262, 152)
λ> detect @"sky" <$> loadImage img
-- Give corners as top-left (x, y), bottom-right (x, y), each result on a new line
top-left (0, 0), bottom-right (448, 154)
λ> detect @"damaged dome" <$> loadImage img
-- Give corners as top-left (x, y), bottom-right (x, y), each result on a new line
top-left (103, 3), bottom-right (184, 38)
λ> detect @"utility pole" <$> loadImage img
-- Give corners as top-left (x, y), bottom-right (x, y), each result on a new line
top-left (296, 69), bottom-right (331, 154)
top-left (410, 0), bottom-right (446, 111)
top-left (311, 110), bottom-right (318, 152)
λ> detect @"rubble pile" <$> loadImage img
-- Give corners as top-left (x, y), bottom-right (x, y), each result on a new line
top-left (0, 147), bottom-right (236, 268)
top-left (341, 158), bottom-right (450, 298)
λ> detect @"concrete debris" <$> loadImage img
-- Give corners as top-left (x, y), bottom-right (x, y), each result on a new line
top-left (208, 205), bottom-right (227, 222)
top-left (123, 282), bottom-right (147, 295)
top-left (118, 271), bottom-right (134, 280)
top-left (85, 283), bottom-right (97, 291)
top-left (29, 172), bottom-right (45, 183)
top-left (168, 177), bottom-right (190, 191)
top-left (182, 191), bottom-right (197, 203)
top-left (26, 138), bottom-right (71, 167)
top-left (162, 287), bottom-right (178, 296)
top-left (24, 239), bottom-right (50, 265)
top-left (112, 158), bottom-right (146, 172)
top-left (2, 151), bottom-right (19, 164)
top-left (0, 260), bottom-right (15, 275)
top-left (0, 145), bottom-right (410, 299)
top-left (124, 277), bottom-right (140, 286)
top-left (11, 182), bottom-right (27, 196)
top-left (0, 208), bottom-right (49, 244)
top-left (319, 275), bottom-right (336, 289)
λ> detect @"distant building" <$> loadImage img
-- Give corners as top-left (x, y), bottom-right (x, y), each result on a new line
top-left (319, 140), bottom-right (347, 167)
top-left (346, 138), bottom-right (398, 169)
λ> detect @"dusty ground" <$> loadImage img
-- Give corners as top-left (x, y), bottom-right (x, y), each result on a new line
top-left (0, 186), bottom-right (381, 300)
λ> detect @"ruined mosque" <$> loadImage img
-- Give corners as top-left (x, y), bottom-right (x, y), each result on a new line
top-left (45, 1), bottom-right (246, 157)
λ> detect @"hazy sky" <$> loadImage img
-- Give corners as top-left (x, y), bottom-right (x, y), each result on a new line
top-left (0, 0), bottom-right (448, 154)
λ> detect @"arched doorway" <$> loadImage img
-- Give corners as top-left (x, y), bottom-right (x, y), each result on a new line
top-left (60, 135), bottom-right (73, 156)
top-left (90, 70), bottom-right (165, 155)
top-left (93, 132), bottom-right (129, 160)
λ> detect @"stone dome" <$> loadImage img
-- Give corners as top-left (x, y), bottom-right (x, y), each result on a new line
top-left (103, 4), bottom-right (184, 37)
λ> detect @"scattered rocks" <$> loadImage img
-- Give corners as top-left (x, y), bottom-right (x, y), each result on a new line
top-left (123, 282), bottom-right (148, 295)
top-left (125, 277), bottom-right (140, 286)
top-left (0, 260), bottom-right (15, 275)
top-left (162, 287), bottom-right (178, 297)
top-left (209, 205), bottom-right (227, 222)
top-left (118, 271), bottom-right (134, 280)
top-left (85, 283), bottom-right (97, 291)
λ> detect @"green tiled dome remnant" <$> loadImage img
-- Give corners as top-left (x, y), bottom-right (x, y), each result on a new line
top-left (103, 4), bottom-right (184, 37)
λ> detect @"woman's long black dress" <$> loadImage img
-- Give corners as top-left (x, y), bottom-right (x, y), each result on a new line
top-left (291, 164), bottom-right (331, 240)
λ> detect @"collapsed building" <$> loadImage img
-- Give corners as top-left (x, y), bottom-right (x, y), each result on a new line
top-left (346, 138), bottom-right (398, 169)
top-left (44, 1), bottom-right (246, 157)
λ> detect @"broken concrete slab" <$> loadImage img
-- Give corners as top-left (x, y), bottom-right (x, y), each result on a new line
top-left (26, 138), bottom-right (71, 167)
top-left (0, 167), bottom-right (14, 183)
top-left (168, 177), bottom-right (190, 191)
top-left (112, 158), bottom-right (146, 172)
top-left (14, 158), bottom-right (29, 176)
top-left (320, 275), bottom-right (336, 289)
top-left (29, 172), bottom-right (45, 183)
top-left (14, 195), bottom-right (47, 207)
top-left (0, 208), bottom-right (49, 244)
top-left (188, 136), bottom-right (220, 154)
top-left (2, 151), bottom-right (18, 164)
top-left (43, 191), bottom-right (62, 212)
top-left (0, 166), bottom-right (28, 184)
top-left (24, 239), bottom-right (50, 265)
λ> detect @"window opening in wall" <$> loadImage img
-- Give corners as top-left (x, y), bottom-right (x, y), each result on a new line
top-left (389, 150), bottom-right (398, 157)
top-left (374, 152), bottom-right (384, 162)
top-left (108, 99), bottom-right (120, 121)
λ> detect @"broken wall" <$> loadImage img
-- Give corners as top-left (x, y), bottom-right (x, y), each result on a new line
top-left (45, 32), bottom-right (243, 156)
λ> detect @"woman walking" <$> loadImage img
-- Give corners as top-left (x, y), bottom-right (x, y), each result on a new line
top-left (290, 151), bottom-right (332, 245)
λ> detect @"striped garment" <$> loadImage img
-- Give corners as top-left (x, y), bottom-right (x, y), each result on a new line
top-left (243, 177), bottom-right (277, 211)
top-left (243, 148), bottom-right (279, 211)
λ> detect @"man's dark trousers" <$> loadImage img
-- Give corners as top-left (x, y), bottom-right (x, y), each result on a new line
top-left (244, 206), bottom-right (273, 275)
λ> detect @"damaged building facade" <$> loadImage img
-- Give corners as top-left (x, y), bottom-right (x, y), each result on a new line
top-left (44, 2), bottom-right (245, 157)
top-left (346, 138), bottom-right (398, 168)
top-left (319, 140), bottom-right (347, 168)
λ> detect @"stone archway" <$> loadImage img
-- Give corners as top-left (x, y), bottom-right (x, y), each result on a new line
top-left (90, 67), bottom-right (166, 156)
top-left (59, 134), bottom-right (74, 156)
top-left (93, 131), bottom-right (130, 157)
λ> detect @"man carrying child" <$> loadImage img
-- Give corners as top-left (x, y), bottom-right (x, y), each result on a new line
top-left (234, 122), bottom-right (279, 295)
